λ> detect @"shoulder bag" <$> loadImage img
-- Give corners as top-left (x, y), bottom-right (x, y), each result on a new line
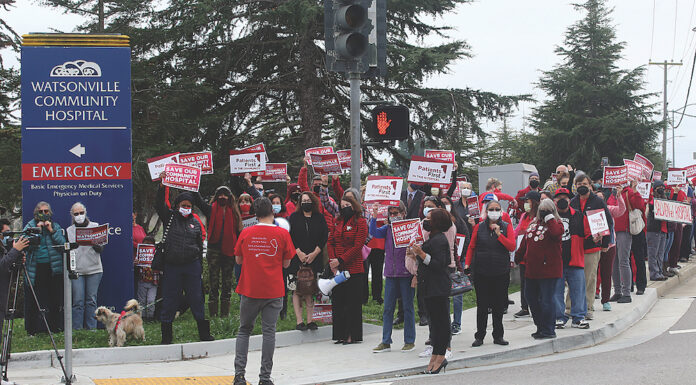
top-left (626, 192), bottom-right (645, 235)
top-left (151, 213), bottom-right (174, 271)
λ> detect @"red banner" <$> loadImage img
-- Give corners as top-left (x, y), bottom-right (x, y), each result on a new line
top-left (310, 153), bottom-right (342, 175)
top-left (76, 223), bottom-right (109, 246)
top-left (623, 159), bottom-right (643, 181)
top-left (685, 164), bottom-right (696, 179)
top-left (634, 153), bottom-right (654, 180)
top-left (391, 218), bottom-right (424, 248)
top-left (311, 303), bottom-right (332, 324)
top-left (467, 196), bottom-right (480, 218)
top-left (22, 162), bottom-right (131, 181)
top-left (177, 151), bottom-right (214, 175)
top-left (163, 163), bottom-right (202, 192)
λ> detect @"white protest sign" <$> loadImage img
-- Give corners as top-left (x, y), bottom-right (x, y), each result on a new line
top-left (654, 198), bottom-right (693, 224)
top-left (636, 181), bottom-right (651, 199)
top-left (407, 156), bottom-right (454, 189)
top-left (229, 148), bottom-right (266, 175)
top-left (147, 152), bottom-right (179, 181)
top-left (364, 176), bottom-right (403, 206)
top-left (667, 168), bottom-right (687, 186)
top-left (586, 209), bottom-right (609, 236)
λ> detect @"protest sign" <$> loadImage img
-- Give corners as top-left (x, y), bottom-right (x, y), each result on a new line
top-left (336, 149), bottom-right (363, 171)
top-left (76, 223), bottom-right (109, 246)
top-left (636, 181), bottom-right (651, 199)
top-left (147, 152), bottom-right (179, 181)
top-left (424, 149), bottom-right (456, 164)
top-left (240, 143), bottom-right (269, 161)
top-left (623, 159), bottom-right (643, 181)
top-left (686, 164), bottom-right (696, 179)
top-left (653, 171), bottom-right (662, 181)
top-left (467, 196), bottom-right (480, 218)
top-left (135, 244), bottom-right (156, 267)
top-left (407, 156), bottom-right (454, 189)
top-left (163, 163), bottom-right (202, 192)
top-left (257, 163), bottom-right (288, 182)
top-left (370, 203), bottom-right (391, 220)
top-left (654, 198), bottom-right (693, 224)
top-left (634, 153), bottom-right (654, 179)
top-left (310, 153), bottom-right (342, 175)
top-left (602, 166), bottom-right (628, 188)
top-left (667, 167), bottom-right (687, 186)
top-left (242, 216), bottom-right (259, 229)
top-left (586, 209), bottom-right (610, 236)
top-left (305, 146), bottom-right (334, 165)
top-left (364, 176), bottom-right (403, 206)
top-left (391, 218), bottom-right (424, 248)
top-left (229, 148), bottom-right (266, 175)
top-left (177, 151), bottom-right (214, 175)
top-left (455, 234), bottom-right (467, 257)
top-left (312, 303), bottom-right (332, 324)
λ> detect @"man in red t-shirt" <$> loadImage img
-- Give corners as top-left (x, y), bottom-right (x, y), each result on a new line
top-left (233, 197), bottom-right (294, 385)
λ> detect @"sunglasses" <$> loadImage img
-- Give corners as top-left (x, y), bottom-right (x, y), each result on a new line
top-left (39, 209), bottom-right (50, 214)
top-left (72, 211), bottom-right (85, 216)
top-left (488, 208), bottom-right (502, 212)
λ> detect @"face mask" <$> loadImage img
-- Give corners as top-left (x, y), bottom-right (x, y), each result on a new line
top-left (529, 179), bottom-right (540, 189)
top-left (179, 207), bottom-right (192, 217)
top-left (217, 197), bottom-right (228, 206)
top-left (423, 207), bottom-right (434, 217)
top-left (577, 185), bottom-right (590, 196)
top-left (461, 188), bottom-right (472, 197)
top-left (556, 199), bottom-right (569, 210)
top-left (422, 219), bottom-right (432, 232)
top-left (291, 192), bottom-right (301, 201)
top-left (313, 185), bottom-right (321, 194)
top-left (445, 204), bottom-right (452, 212)
top-left (301, 202), bottom-right (313, 212)
top-left (524, 202), bottom-right (531, 213)
top-left (239, 203), bottom-right (251, 213)
top-left (2, 236), bottom-right (10, 247)
top-left (487, 210), bottom-right (501, 221)
top-left (431, 188), bottom-right (440, 196)
top-left (539, 210), bottom-right (552, 219)
top-left (257, 189), bottom-right (264, 196)
top-left (74, 214), bottom-right (86, 224)
top-left (35, 212), bottom-right (51, 222)
top-left (340, 206), bottom-right (354, 218)
top-left (272, 204), bottom-right (282, 214)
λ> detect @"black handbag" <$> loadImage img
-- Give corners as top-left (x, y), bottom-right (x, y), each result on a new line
top-left (151, 213), bottom-right (174, 271)
top-left (450, 271), bottom-right (473, 296)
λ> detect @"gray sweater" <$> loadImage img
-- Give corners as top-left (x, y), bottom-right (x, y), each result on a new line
top-left (67, 221), bottom-right (104, 275)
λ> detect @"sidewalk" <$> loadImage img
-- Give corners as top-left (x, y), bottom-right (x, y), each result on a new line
top-left (7, 260), bottom-right (696, 385)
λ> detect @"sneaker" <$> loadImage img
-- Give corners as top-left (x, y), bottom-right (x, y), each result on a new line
top-left (513, 309), bottom-right (530, 318)
top-left (555, 320), bottom-right (566, 329)
top-left (636, 289), bottom-right (645, 295)
top-left (295, 323), bottom-right (307, 331)
top-left (595, 293), bottom-right (600, 299)
top-left (418, 345), bottom-right (433, 357)
top-left (259, 380), bottom-right (274, 385)
top-left (585, 313), bottom-right (594, 320)
top-left (669, 267), bottom-right (680, 275)
top-left (445, 349), bottom-right (453, 360)
top-left (401, 343), bottom-right (416, 352)
top-left (234, 374), bottom-right (247, 385)
top-left (306, 322), bottom-right (318, 330)
top-left (651, 276), bottom-right (667, 281)
top-left (373, 343), bottom-right (391, 353)
top-left (451, 324), bottom-right (461, 335)
top-left (617, 296), bottom-right (632, 303)
top-left (603, 302), bottom-right (612, 311)
top-left (571, 319), bottom-right (590, 329)
top-left (609, 293), bottom-right (621, 302)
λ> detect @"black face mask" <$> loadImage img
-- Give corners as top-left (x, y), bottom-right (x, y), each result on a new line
top-left (340, 206), bottom-right (354, 218)
top-left (539, 210), bottom-right (552, 218)
top-left (217, 197), bottom-right (228, 206)
top-left (301, 202), bottom-right (313, 213)
top-left (291, 192), bottom-right (301, 201)
top-left (656, 188), bottom-right (665, 196)
top-left (556, 199), bottom-right (569, 210)
top-left (422, 219), bottom-right (432, 232)
top-left (577, 185), bottom-right (590, 196)
top-left (529, 179), bottom-right (540, 189)
top-left (313, 185), bottom-right (321, 194)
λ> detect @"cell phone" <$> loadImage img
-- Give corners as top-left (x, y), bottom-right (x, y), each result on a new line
top-left (601, 157), bottom-right (609, 167)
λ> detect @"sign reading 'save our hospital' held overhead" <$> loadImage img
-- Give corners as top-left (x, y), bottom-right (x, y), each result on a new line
top-left (21, 34), bottom-right (133, 311)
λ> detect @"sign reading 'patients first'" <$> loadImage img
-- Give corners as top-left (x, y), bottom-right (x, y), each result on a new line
top-left (21, 34), bottom-right (133, 312)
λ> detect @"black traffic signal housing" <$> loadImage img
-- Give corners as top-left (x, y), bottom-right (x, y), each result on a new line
top-left (325, 0), bottom-right (374, 73)
top-left (369, 105), bottom-right (409, 141)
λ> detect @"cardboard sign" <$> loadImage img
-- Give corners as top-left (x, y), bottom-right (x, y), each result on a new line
top-left (242, 216), bottom-right (258, 229)
top-left (257, 163), bottom-right (288, 182)
top-left (75, 223), bottom-right (109, 246)
top-left (667, 168), bottom-right (687, 186)
top-left (653, 171), bottom-right (662, 181)
top-left (424, 149), bottom-right (456, 164)
top-left (135, 244), bottom-right (156, 267)
top-left (147, 152), bottom-right (179, 181)
top-left (336, 149), bottom-right (363, 171)
top-left (686, 164), bottom-right (696, 179)
top-left (312, 303), bottom-right (332, 324)
top-left (391, 218), bottom-right (425, 248)
top-left (636, 181), bottom-right (651, 200)
top-left (407, 155), bottom-right (454, 189)
top-left (364, 176), bottom-right (403, 206)
top-left (455, 234), bottom-right (466, 257)
top-left (654, 198), bottom-right (693, 224)
top-left (586, 209), bottom-right (610, 236)
top-left (310, 153), bottom-right (342, 175)
top-left (467, 196), bottom-right (480, 218)
top-left (163, 163), bottom-right (202, 192)
top-left (229, 148), bottom-right (266, 175)
top-left (240, 143), bottom-right (269, 161)
top-left (305, 146), bottom-right (334, 165)
top-left (623, 159), bottom-right (643, 181)
top-left (177, 151), bottom-right (214, 175)
top-left (603, 166), bottom-right (628, 188)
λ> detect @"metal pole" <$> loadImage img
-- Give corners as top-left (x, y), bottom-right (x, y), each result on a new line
top-left (672, 110), bottom-right (676, 167)
top-left (349, 72), bottom-right (361, 191)
top-left (62, 254), bottom-right (73, 383)
top-left (663, 60), bottom-right (668, 170)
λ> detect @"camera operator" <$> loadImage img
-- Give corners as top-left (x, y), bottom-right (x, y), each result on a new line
top-left (0, 219), bottom-right (29, 328)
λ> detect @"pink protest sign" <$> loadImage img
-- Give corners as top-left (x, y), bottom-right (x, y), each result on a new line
top-left (336, 149), bottom-right (363, 171)
top-left (305, 146), bottom-right (334, 166)
top-left (257, 163), bottom-right (288, 182)
top-left (623, 159), bottom-right (643, 181)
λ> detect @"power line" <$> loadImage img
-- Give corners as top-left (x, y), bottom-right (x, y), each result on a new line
top-left (650, 0), bottom-right (657, 60)
top-left (673, 0), bottom-right (679, 60)
top-left (668, 0), bottom-right (696, 102)
top-left (672, 48), bottom-right (696, 129)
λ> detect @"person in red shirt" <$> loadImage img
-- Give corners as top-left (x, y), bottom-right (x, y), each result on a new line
top-left (514, 173), bottom-right (541, 219)
top-left (233, 197), bottom-right (294, 385)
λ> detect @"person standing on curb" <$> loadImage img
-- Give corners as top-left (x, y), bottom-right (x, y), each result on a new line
top-left (609, 180), bottom-right (643, 304)
top-left (233, 197), bottom-right (295, 385)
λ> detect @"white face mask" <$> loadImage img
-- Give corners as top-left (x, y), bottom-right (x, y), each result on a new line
top-left (487, 210), bottom-right (501, 221)
top-left (431, 188), bottom-right (440, 196)
top-left (74, 214), bottom-right (86, 224)
top-left (272, 204), bottom-right (282, 214)
top-left (423, 207), bottom-right (434, 217)
top-left (524, 202), bottom-right (531, 213)
top-left (179, 207), bottom-right (192, 217)
top-left (461, 188), bottom-right (472, 197)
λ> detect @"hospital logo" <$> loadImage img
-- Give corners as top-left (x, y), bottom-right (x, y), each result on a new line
top-left (50, 60), bottom-right (102, 77)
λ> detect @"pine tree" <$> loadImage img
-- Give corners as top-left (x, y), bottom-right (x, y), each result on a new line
top-left (531, 0), bottom-right (661, 177)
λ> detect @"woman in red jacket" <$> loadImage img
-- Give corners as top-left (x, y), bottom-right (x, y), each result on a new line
top-left (515, 199), bottom-right (564, 339)
top-left (328, 195), bottom-right (368, 344)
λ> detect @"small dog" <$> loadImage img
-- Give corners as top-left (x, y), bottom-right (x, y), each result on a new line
top-left (95, 299), bottom-right (146, 347)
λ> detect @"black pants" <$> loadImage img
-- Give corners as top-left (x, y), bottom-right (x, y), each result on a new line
top-left (425, 296), bottom-right (450, 356)
top-left (24, 263), bottom-right (63, 335)
top-left (632, 232), bottom-right (648, 291)
top-left (332, 272), bottom-right (363, 342)
top-left (680, 224), bottom-right (693, 260)
top-left (362, 249), bottom-right (385, 303)
top-left (160, 260), bottom-right (205, 323)
top-left (474, 272), bottom-right (509, 340)
top-left (519, 264), bottom-right (528, 311)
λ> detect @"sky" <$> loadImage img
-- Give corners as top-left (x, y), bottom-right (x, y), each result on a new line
top-left (4, 0), bottom-right (696, 168)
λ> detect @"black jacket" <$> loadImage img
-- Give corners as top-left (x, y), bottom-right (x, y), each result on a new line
top-left (417, 232), bottom-right (451, 298)
top-left (473, 220), bottom-right (511, 276)
top-left (569, 192), bottom-right (611, 250)
top-left (0, 244), bottom-right (22, 314)
top-left (156, 186), bottom-right (204, 265)
top-left (288, 211), bottom-right (328, 273)
top-left (401, 189), bottom-right (426, 220)
top-left (646, 201), bottom-right (664, 233)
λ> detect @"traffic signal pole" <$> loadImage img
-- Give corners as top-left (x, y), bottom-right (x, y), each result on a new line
top-left (349, 72), bottom-right (362, 191)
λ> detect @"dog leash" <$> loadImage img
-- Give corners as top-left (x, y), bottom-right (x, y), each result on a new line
top-left (115, 298), bottom-right (164, 326)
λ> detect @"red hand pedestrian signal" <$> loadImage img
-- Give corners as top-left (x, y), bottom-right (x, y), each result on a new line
top-left (377, 112), bottom-right (391, 135)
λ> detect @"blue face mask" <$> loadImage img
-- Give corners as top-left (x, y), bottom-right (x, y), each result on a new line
top-left (272, 204), bottom-right (282, 214)
top-left (1, 236), bottom-right (10, 247)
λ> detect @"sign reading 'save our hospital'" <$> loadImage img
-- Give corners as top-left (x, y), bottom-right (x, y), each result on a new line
top-left (21, 34), bottom-right (133, 312)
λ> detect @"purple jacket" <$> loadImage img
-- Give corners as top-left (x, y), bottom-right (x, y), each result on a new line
top-left (369, 219), bottom-right (410, 278)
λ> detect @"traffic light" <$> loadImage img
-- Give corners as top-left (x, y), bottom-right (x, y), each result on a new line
top-left (325, 0), bottom-right (374, 73)
top-left (369, 105), bottom-right (409, 141)
top-left (363, 0), bottom-right (387, 78)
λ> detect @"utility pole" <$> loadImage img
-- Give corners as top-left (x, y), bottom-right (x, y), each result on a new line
top-left (649, 60), bottom-right (682, 170)
top-left (349, 73), bottom-right (361, 191)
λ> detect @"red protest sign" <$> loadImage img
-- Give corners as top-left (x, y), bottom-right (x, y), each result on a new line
top-left (229, 148), bottom-right (266, 175)
top-left (136, 244), bottom-right (156, 267)
top-left (634, 153), bottom-right (654, 180)
top-left (467, 196), bottom-right (480, 218)
top-left (75, 223), bottom-right (109, 246)
top-left (407, 156), bottom-right (454, 189)
top-left (147, 152), bottom-right (179, 181)
top-left (310, 153), bottom-right (342, 175)
top-left (178, 151), bottom-right (214, 175)
top-left (305, 146), bottom-right (334, 166)
top-left (685, 164), bottom-right (696, 179)
top-left (391, 218), bottom-right (425, 248)
top-left (602, 165), bottom-right (627, 188)
top-left (586, 209), bottom-right (610, 236)
top-left (312, 303), bottom-right (333, 323)
top-left (336, 149), bottom-right (363, 171)
top-left (163, 163), bottom-right (202, 192)
top-left (654, 198), bottom-right (693, 224)
top-left (240, 143), bottom-right (269, 161)
top-left (424, 149), bottom-right (456, 164)
top-left (623, 159), bottom-right (643, 181)
top-left (364, 176), bottom-right (403, 206)
top-left (653, 171), bottom-right (662, 181)
top-left (257, 163), bottom-right (287, 182)
top-left (365, 203), bottom-right (390, 220)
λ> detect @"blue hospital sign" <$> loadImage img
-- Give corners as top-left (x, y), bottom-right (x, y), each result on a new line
top-left (21, 35), bottom-right (133, 312)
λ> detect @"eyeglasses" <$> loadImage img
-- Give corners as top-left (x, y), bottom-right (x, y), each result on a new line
top-left (72, 211), bottom-right (85, 216)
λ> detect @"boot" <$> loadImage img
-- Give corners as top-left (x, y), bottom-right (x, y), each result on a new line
top-left (161, 322), bottom-right (173, 345)
top-left (208, 301), bottom-right (218, 317)
top-left (220, 300), bottom-right (230, 318)
top-left (197, 319), bottom-right (215, 341)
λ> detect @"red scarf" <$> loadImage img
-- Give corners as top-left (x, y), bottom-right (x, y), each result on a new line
top-left (208, 202), bottom-right (238, 256)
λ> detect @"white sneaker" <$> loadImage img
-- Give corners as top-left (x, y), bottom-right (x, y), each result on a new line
top-left (669, 267), bottom-right (680, 275)
top-left (445, 349), bottom-right (453, 360)
top-left (418, 345), bottom-right (433, 358)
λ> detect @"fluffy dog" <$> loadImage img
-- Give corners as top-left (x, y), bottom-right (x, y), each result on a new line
top-left (95, 299), bottom-right (146, 347)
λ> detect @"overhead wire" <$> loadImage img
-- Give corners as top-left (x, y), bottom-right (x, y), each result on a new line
top-left (650, 0), bottom-right (656, 60)
top-left (668, 0), bottom-right (696, 103)
top-left (673, 0), bottom-right (679, 60)
top-left (672, 47), bottom-right (696, 129)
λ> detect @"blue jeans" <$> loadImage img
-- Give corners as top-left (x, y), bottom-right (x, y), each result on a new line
top-left (451, 294), bottom-right (463, 326)
top-left (382, 277), bottom-right (415, 345)
top-left (71, 272), bottom-right (103, 330)
top-left (526, 277), bottom-right (561, 337)
top-left (664, 231), bottom-right (674, 263)
top-left (554, 266), bottom-right (586, 323)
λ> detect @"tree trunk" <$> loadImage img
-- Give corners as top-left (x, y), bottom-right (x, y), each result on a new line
top-left (296, 35), bottom-right (323, 148)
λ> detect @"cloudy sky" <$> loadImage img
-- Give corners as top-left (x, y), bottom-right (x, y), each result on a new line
top-left (4, 0), bottom-right (696, 168)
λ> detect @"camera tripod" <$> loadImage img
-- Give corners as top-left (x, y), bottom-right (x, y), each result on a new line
top-left (0, 261), bottom-right (71, 385)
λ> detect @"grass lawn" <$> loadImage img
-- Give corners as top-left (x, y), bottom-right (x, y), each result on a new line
top-left (8, 283), bottom-right (520, 353)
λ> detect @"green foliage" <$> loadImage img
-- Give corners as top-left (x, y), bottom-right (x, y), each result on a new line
top-left (531, 0), bottom-right (661, 177)
top-left (0, 1), bottom-right (21, 208)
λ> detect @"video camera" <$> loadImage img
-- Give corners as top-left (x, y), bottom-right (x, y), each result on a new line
top-left (2, 227), bottom-right (42, 248)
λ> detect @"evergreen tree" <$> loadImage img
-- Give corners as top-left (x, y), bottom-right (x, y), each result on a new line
top-left (0, 0), bottom-right (21, 209)
top-left (531, 0), bottom-right (660, 177)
